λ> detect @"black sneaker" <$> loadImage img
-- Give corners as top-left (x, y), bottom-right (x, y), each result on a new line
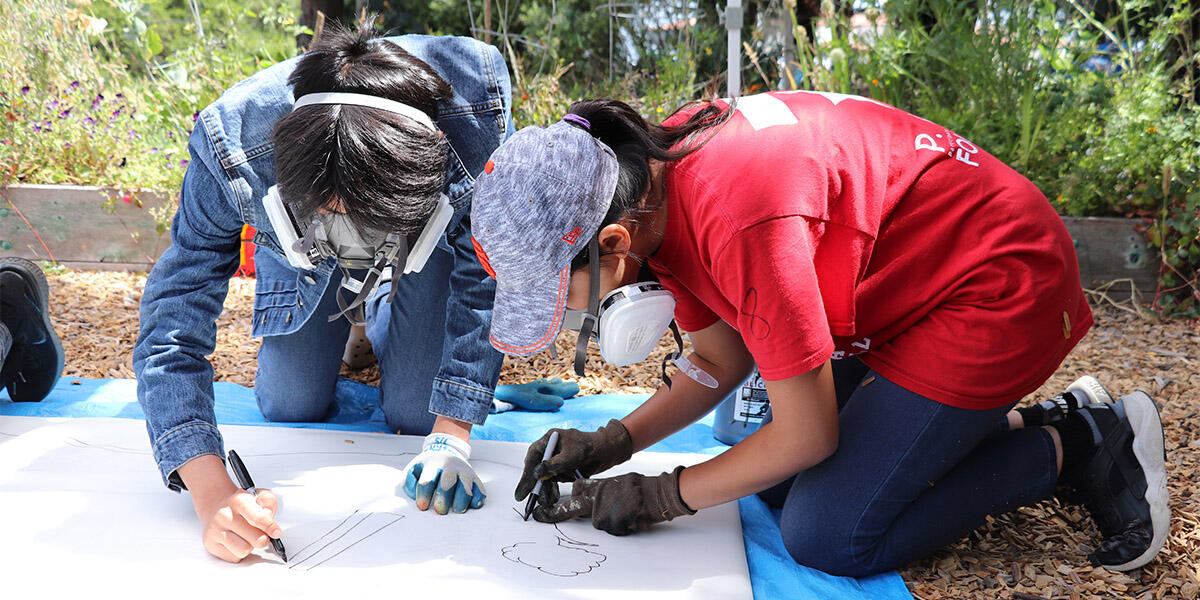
top-left (0, 257), bottom-right (64, 402)
top-left (1062, 392), bottom-right (1169, 571)
top-left (1026, 376), bottom-right (1115, 426)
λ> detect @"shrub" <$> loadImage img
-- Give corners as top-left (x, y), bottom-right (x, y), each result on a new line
top-left (782, 0), bottom-right (1199, 315)
top-left (0, 0), bottom-right (302, 196)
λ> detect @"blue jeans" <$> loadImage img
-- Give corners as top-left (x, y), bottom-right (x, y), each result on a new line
top-left (759, 359), bottom-right (1058, 577)
top-left (254, 243), bottom-right (452, 435)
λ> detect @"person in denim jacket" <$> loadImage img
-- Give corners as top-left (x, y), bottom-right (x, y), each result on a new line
top-left (133, 27), bottom-right (511, 563)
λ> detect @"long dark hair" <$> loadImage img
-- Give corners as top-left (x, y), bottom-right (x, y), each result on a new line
top-left (567, 92), bottom-right (734, 271)
top-left (272, 24), bottom-right (453, 235)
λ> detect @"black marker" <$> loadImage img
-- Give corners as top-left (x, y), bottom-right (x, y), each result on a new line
top-left (227, 449), bottom-right (288, 563)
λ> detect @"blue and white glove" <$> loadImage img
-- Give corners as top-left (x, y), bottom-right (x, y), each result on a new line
top-left (402, 433), bottom-right (486, 514)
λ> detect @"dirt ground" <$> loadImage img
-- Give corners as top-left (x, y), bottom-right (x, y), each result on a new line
top-left (48, 270), bottom-right (1199, 599)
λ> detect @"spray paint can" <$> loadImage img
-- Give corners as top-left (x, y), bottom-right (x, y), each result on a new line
top-left (713, 368), bottom-right (770, 445)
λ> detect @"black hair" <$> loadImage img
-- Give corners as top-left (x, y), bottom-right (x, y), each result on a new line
top-left (272, 24), bottom-right (453, 235)
top-left (566, 92), bottom-right (734, 271)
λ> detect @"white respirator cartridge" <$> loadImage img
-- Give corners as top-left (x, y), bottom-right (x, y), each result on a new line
top-left (595, 282), bottom-right (677, 366)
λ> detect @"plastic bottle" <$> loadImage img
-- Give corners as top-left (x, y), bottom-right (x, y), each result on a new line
top-left (713, 368), bottom-right (770, 445)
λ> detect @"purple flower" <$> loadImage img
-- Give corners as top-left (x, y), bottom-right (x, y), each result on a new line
top-left (167, 131), bottom-right (174, 139)
top-left (112, 107), bottom-right (121, 117)
top-left (20, 85), bottom-right (29, 95)
top-left (116, 93), bottom-right (124, 99)
top-left (192, 111), bottom-right (199, 122)
top-left (32, 123), bottom-right (41, 132)
top-left (50, 100), bottom-right (58, 108)
top-left (70, 81), bottom-right (80, 89)
top-left (64, 142), bottom-right (71, 148)
top-left (59, 109), bottom-right (70, 118)
top-left (83, 117), bottom-right (95, 126)
top-left (150, 147), bottom-right (158, 153)
top-left (180, 159), bottom-right (189, 167)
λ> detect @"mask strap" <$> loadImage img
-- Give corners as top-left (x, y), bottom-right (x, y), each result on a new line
top-left (572, 236), bottom-right (602, 377)
top-left (328, 265), bottom-right (384, 325)
top-left (293, 220), bottom-right (319, 256)
top-left (659, 321), bottom-right (683, 389)
top-left (660, 321), bottom-right (719, 390)
top-left (326, 237), bottom-right (406, 324)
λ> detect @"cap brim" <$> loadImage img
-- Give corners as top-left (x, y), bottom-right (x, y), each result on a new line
top-left (489, 264), bottom-right (571, 356)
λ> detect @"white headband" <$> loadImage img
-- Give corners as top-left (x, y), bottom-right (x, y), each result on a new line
top-left (292, 92), bottom-right (437, 133)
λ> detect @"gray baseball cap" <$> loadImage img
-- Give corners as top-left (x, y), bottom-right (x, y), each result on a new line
top-left (471, 119), bottom-right (619, 355)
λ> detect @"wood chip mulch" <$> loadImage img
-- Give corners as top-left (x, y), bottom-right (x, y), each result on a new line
top-left (46, 270), bottom-right (1200, 599)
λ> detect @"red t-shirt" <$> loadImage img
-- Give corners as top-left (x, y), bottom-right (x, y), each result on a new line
top-left (650, 91), bottom-right (1092, 409)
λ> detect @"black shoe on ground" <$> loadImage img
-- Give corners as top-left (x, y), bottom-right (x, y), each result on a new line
top-left (0, 257), bottom-right (64, 402)
top-left (1021, 375), bottom-right (1115, 427)
top-left (1061, 391), bottom-right (1170, 571)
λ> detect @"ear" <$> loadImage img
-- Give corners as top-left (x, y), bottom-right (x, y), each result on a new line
top-left (597, 223), bottom-right (632, 255)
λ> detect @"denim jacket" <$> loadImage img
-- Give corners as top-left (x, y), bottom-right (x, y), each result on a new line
top-left (133, 35), bottom-right (512, 489)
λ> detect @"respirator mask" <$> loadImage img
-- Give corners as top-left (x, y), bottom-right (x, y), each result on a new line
top-left (262, 92), bottom-right (454, 325)
top-left (263, 185), bottom-right (452, 325)
top-left (562, 236), bottom-right (717, 389)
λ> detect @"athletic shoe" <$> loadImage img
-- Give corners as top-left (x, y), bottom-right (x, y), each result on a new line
top-left (0, 257), bottom-right (64, 402)
top-left (1067, 375), bottom-right (1116, 406)
top-left (1026, 375), bottom-right (1116, 426)
top-left (1063, 392), bottom-right (1169, 571)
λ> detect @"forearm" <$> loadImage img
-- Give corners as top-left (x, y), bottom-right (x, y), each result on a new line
top-left (178, 454), bottom-right (239, 514)
top-left (431, 415), bottom-right (473, 441)
top-left (430, 211), bottom-right (503, 425)
top-left (678, 361), bottom-right (839, 510)
top-left (623, 321), bottom-right (756, 451)
top-left (622, 351), bottom-right (751, 452)
top-left (677, 420), bottom-right (833, 510)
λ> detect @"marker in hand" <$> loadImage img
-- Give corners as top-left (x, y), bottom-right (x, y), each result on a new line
top-left (523, 431), bottom-right (560, 521)
top-left (227, 449), bottom-right (288, 563)
top-left (523, 431), bottom-right (588, 521)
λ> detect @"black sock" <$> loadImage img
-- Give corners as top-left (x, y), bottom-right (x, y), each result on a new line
top-left (1017, 390), bottom-right (1087, 428)
top-left (1051, 411), bottom-right (1097, 474)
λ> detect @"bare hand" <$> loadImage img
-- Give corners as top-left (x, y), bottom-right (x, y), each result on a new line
top-left (178, 455), bottom-right (282, 563)
top-left (195, 487), bottom-right (281, 563)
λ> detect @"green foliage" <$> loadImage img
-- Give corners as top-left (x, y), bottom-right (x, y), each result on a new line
top-left (4, 0), bottom-right (1195, 314)
top-left (782, 0), bottom-right (1199, 316)
top-left (0, 0), bottom-right (305, 194)
top-left (372, 1), bottom-right (724, 126)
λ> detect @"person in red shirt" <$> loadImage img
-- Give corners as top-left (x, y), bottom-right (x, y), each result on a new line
top-left (469, 91), bottom-right (1170, 575)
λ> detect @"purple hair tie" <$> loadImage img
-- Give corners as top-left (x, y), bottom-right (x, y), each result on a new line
top-left (562, 113), bottom-right (592, 132)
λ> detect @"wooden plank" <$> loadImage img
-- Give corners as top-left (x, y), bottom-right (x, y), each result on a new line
top-left (1061, 216), bottom-right (1159, 299)
top-left (0, 186), bottom-right (1166, 305)
top-left (0, 184), bottom-right (173, 267)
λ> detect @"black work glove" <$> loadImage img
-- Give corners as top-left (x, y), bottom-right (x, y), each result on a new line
top-left (532, 466), bottom-right (695, 536)
top-left (514, 419), bottom-right (634, 502)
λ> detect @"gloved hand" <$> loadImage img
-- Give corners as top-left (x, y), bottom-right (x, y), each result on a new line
top-left (532, 466), bottom-right (695, 535)
top-left (514, 419), bottom-right (633, 502)
top-left (490, 378), bottom-right (581, 413)
top-left (402, 433), bottom-right (486, 514)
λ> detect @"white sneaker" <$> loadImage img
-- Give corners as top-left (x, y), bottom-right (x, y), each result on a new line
top-left (1066, 375), bottom-right (1115, 406)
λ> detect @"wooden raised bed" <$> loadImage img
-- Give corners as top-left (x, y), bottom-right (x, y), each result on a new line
top-left (0, 184), bottom-right (173, 271)
top-left (0, 185), bottom-right (1163, 301)
top-left (1061, 216), bottom-right (1160, 301)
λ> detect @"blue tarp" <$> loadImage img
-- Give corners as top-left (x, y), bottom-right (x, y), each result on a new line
top-left (0, 377), bottom-right (910, 600)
